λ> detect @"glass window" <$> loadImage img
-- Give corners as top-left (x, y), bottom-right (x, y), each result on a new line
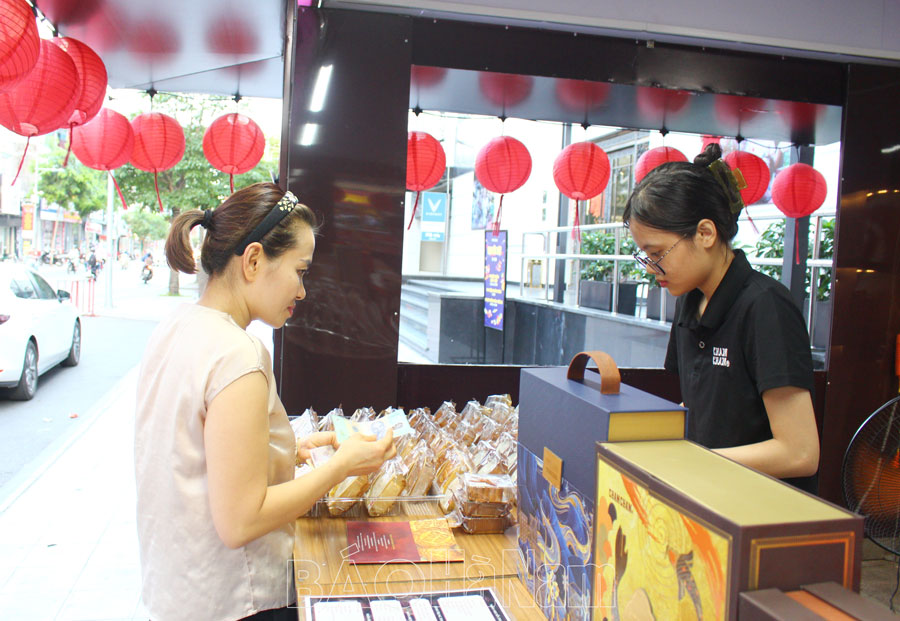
top-left (10, 274), bottom-right (37, 299)
top-left (29, 271), bottom-right (58, 300)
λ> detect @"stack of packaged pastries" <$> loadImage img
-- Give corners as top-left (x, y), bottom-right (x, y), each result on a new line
top-left (293, 395), bottom-right (519, 527)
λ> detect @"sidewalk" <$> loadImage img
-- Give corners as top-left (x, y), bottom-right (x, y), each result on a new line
top-left (0, 368), bottom-right (146, 620)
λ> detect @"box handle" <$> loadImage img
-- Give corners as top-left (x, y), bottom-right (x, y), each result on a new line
top-left (567, 351), bottom-right (621, 395)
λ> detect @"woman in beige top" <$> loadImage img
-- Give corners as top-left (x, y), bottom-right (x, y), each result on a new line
top-left (135, 183), bottom-right (395, 621)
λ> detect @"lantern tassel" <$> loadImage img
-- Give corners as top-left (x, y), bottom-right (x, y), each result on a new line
top-left (230, 173), bottom-right (235, 194)
top-left (407, 191), bottom-right (421, 230)
top-left (746, 211), bottom-right (760, 235)
top-left (11, 136), bottom-right (30, 186)
top-left (571, 201), bottom-right (582, 243)
top-left (108, 171), bottom-right (128, 210)
top-left (63, 126), bottom-right (74, 167)
top-left (794, 222), bottom-right (800, 265)
top-left (154, 171), bottom-right (164, 212)
top-left (492, 195), bottom-right (504, 236)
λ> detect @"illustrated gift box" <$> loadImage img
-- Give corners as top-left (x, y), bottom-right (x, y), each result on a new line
top-left (594, 440), bottom-right (864, 621)
top-left (516, 351), bottom-right (687, 621)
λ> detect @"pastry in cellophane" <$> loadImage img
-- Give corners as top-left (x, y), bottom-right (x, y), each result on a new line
top-left (446, 509), bottom-right (512, 534)
top-left (460, 472), bottom-right (515, 504)
top-left (402, 442), bottom-right (435, 498)
top-left (317, 407), bottom-right (343, 432)
top-left (326, 474), bottom-right (370, 516)
top-left (364, 457), bottom-right (408, 517)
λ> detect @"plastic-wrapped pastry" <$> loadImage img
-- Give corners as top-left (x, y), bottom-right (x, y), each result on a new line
top-left (407, 407), bottom-right (430, 431)
top-left (495, 431), bottom-right (517, 463)
top-left (317, 407), bottom-right (343, 432)
top-left (351, 406), bottom-right (377, 421)
top-left (460, 472), bottom-right (515, 504)
top-left (432, 401), bottom-right (456, 427)
top-left (471, 417), bottom-right (499, 446)
top-left (395, 433), bottom-right (417, 463)
top-left (434, 448), bottom-right (474, 488)
top-left (402, 443), bottom-right (435, 498)
top-left (488, 401), bottom-right (515, 425)
top-left (430, 433), bottom-right (457, 464)
top-left (469, 440), bottom-right (496, 470)
top-left (364, 458), bottom-right (408, 516)
top-left (460, 400), bottom-right (484, 426)
top-left (485, 394), bottom-right (512, 408)
top-left (474, 448), bottom-right (507, 476)
top-left (451, 419), bottom-right (477, 446)
top-left (326, 474), bottom-right (369, 516)
top-left (452, 489), bottom-right (512, 518)
top-left (457, 513), bottom-right (512, 534)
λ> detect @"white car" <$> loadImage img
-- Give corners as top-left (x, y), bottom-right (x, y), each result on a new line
top-left (0, 263), bottom-right (81, 400)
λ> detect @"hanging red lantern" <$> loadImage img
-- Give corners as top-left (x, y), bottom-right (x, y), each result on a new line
top-left (475, 136), bottom-right (531, 234)
top-left (72, 107), bottom-right (134, 209)
top-left (206, 15), bottom-right (258, 56)
top-left (772, 163), bottom-right (827, 264)
top-left (0, 0), bottom-right (40, 93)
top-left (775, 101), bottom-right (825, 131)
top-left (53, 37), bottom-right (107, 166)
top-left (38, 0), bottom-right (103, 25)
top-left (555, 79), bottom-right (610, 112)
top-left (410, 65), bottom-right (446, 88)
top-left (553, 141), bottom-right (610, 242)
top-left (203, 113), bottom-right (265, 193)
top-left (478, 72), bottom-right (533, 108)
top-left (724, 150), bottom-right (770, 205)
top-left (636, 87), bottom-right (691, 120)
top-left (634, 146), bottom-right (688, 183)
top-left (0, 38), bottom-right (80, 184)
top-left (714, 94), bottom-right (765, 126)
top-left (405, 131), bottom-right (446, 230)
top-left (130, 112), bottom-right (185, 211)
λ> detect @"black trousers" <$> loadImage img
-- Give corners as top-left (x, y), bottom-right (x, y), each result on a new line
top-left (239, 605), bottom-right (297, 621)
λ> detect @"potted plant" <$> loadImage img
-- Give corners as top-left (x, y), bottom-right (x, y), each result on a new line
top-left (753, 219), bottom-right (834, 348)
top-left (578, 230), bottom-right (639, 315)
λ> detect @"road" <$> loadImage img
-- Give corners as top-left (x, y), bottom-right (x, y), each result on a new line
top-left (0, 259), bottom-right (197, 502)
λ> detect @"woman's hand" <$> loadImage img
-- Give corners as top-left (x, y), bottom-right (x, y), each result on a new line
top-left (296, 431), bottom-right (337, 462)
top-left (331, 428), bottom-right (396, 477)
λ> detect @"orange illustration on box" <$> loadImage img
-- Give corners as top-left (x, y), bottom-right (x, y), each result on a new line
top-left (595, 464), bottom-right (729, 620)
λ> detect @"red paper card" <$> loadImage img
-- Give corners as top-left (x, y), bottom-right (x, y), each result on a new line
top-left (346, 519), bottom-right (464, 564)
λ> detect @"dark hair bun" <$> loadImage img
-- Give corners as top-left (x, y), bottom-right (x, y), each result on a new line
top-left (693, 142), bottom-right (723, 167)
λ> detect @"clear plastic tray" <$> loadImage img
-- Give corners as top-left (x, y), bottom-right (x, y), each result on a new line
top-left (302, 494), bottom-right (449, 519)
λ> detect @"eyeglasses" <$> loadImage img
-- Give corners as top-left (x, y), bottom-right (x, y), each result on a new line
top-left (632, 235), bottom-right (688, 276)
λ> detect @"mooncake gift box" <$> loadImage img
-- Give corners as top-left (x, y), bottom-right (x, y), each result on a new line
top-left (517, 351), bottom-right (687, 620)
top-left (595, 440), bottom-right (864, 621)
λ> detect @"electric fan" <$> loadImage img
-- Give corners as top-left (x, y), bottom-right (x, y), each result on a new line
top-left (842, 395), bottom-right (900, 555)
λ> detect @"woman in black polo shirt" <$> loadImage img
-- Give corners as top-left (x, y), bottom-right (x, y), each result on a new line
top-left (623, 143), bottom-right (819, 492)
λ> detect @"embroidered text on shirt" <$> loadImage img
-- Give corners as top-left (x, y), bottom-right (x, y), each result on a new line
top-left (712, 346), bottom-right (731, 368)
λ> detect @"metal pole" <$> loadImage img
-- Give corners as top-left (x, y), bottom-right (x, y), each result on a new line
top-left (105, 173), bottom-right (114, 308)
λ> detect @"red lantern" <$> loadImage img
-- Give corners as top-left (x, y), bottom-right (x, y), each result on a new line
top-left (724, 151), bottom-right (770, 206)
top-left (129, 17), bottom-right (179, 64)
top-left (772, 163), bottom-right (827, 219)
top-left (714, 94), bottom-right (765, 126)
top-left (772, 163), bottom-right (827, 264)
top-left (72, 107), bottom-right (134, 209)
top-left (0, 0), bottom-right (40, 93)
top-left (0, 38), bottom-right (80, 183)
top-left (634, 146), bottom-right (688, 183)
top-left (553, 141), bottom-right (611, 241)
top-left (206, 15), bottom-right (258, 55)
top-left (405, 131), bottom-right (446, 230)
top-left (36, 0), bottom-right (102, 25)
top-left (203, 113), bottom-right (265, 193)
top-left (636, 87), bottom-right (691, 120)
top-left (555, 79), bottom-right (610, 112)
top-left (776, 101), bottom-right (825, 131)
top-left (475, 136), bottom-right (531, 234)
top-left (478, 72), bottom-right (533, 108)
top-left (130, 112), bottom-right (185, 211)
top-left (410, 66), bottom-right (446, 88)
top-left (53, 37), bottom-right (107, 166)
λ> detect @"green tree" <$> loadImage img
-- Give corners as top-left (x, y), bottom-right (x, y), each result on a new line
top-left (36, 143), bottom-right (107, 243)
top-left (114, 93), bottom-right (279, 294)
top-left (122, 209), bottom-right (169, 254)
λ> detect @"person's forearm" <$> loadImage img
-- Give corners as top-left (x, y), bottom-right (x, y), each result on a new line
top-left (714, 438), bottom-right (818, 479)
top-left (219, 460), bottom-right (347, 549)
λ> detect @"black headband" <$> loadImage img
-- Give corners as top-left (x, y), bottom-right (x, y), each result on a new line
top-left (233, 191), bottom-right (299, 256)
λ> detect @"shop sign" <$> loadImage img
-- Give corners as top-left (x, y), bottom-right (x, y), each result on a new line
top-left (21, 202), bottom-right (34, 239)
top-left (85, 221), bottom-right (102, 234)
top-left (420, 191), bottom-right (446, 242)
top-left (484, 230), bottom-right (507, 331)
top-left (40, 202), bottom-right (60, 221)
